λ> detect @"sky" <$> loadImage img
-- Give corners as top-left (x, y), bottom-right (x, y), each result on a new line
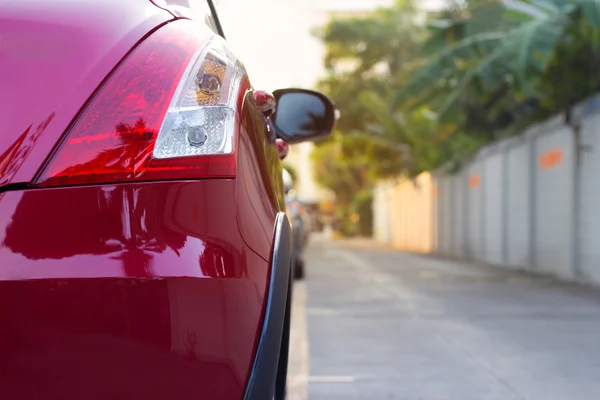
top-left (217, 0), bottom-right (448, 92)
top-left (217, 0), bottom-right (322, 91)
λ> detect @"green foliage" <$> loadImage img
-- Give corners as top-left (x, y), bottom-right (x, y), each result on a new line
top-left (351, 190), bottom-right (374, 236)
top-left (317, 73), bottom-right (389, 134)
top-left (311, 133), bottom-right (404, 199)
top-left (311, 133), bottom-right (403, 236)
top-left (312, 0), bottom-right (600, 237)
top-left (536, 16), bottom-right (600, 110)
top-left (396, 0), bottom-right (600, 126)
top-left (317, 0), bottom-right (422, 74)
top-left (282, 162), bottom-right (297, 182)
top-left (359, 91), bottom-right (458, 174)
top-left (310, 0), bottom-right (425, 235)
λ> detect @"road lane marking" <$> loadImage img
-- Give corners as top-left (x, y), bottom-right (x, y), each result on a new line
top-left (309, 375), bottom-right (356, 383)
top-left (307, 308), bottom-right (336, 316)
top-left (287, 281), bottom-right (309, 400)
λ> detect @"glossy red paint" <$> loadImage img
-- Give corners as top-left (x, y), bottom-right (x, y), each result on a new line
top-left (0, 0), bottom-right (173, 186)
top-left (0, 180), bottom-right (270, 399)
top-left (236, 91), bottom-right (285, 260)
top-left (254, 90), bottom-right (277, 117)
top-left (34, 20), bottom-right (236, 188)
top-left (0, 2), bottom-right (288, 398)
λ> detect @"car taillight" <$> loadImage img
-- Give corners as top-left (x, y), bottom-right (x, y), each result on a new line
top-left (34, 20), bottom-right (247, 188)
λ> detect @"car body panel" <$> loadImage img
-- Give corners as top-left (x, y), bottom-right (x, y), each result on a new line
top-left (0, 278), bottom-right (251, 399)
top-left (0, 0), bottom-right (173, 187)
top-left (237, 91), bottom-right (285, 260)
top-left (0, 1), bottom-right (290, 398)
top-left (0, 180), bottom-right (270, 400)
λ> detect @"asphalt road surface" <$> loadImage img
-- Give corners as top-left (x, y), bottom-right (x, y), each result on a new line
top-left (287, 236), bottom-right (600, 400)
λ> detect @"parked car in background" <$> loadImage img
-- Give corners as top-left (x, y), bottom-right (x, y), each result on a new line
top-left (0, 0), bottom-right (336, 399)
top-left (283, 169), bottom-right (311, 279)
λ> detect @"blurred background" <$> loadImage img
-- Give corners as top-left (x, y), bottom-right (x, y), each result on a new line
top-left (219, 0), bottom-right (446, 237)
top-left (221, 0), bottom-right (600, 271)
top-left (220, 1), bottom-right (600, 398)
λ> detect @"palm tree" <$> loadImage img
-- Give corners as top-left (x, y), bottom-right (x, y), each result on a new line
top-left (395, 0), bottom-right (600, 124)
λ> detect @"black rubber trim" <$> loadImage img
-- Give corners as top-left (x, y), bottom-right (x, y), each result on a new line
top-left (206, 0), bottom-right (226, 39)
top-left (244, 212), bottom-right (292, 400)
top-left (148, 0), bottom-right (178, 18)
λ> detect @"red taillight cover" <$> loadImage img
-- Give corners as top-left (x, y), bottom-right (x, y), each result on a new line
top-left (35, 21), bottom-right (241, 188)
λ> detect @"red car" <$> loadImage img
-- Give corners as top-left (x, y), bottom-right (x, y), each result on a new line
top-left (0, 1), bottom-right (335, 399)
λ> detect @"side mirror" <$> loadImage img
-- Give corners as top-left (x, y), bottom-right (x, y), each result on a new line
top-left (271, 88), bottom-right (337, 144)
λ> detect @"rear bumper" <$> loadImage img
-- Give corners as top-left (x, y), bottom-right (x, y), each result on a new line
top-left (0, 180), bottom-right (285, 400)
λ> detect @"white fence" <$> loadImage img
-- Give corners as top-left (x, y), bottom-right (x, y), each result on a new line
top-left (373, 94), bottom-right (600, 285)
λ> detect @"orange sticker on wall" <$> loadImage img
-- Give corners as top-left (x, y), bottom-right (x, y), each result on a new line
top-left (539, 148), bottom-right (563, 170)
top-left (468, 174), bottom-right (480, 188)
top-left (432, 187), bottom-right (439, 198)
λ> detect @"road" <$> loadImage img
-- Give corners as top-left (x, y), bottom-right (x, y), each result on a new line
top-left (287, 236), bottom-right (600, 400)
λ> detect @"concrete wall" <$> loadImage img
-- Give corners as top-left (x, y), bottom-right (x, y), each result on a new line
top-left (373, 173), bottom-right (434, 253)
top-left (373, 94), bottom-right (600, 285)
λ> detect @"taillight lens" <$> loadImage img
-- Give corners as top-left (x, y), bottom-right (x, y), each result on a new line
top-left (35, 20), bottom-right (247, 188)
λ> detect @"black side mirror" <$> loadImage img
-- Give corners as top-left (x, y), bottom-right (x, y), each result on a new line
top-left (271, 88), bottom-right (337, 144)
